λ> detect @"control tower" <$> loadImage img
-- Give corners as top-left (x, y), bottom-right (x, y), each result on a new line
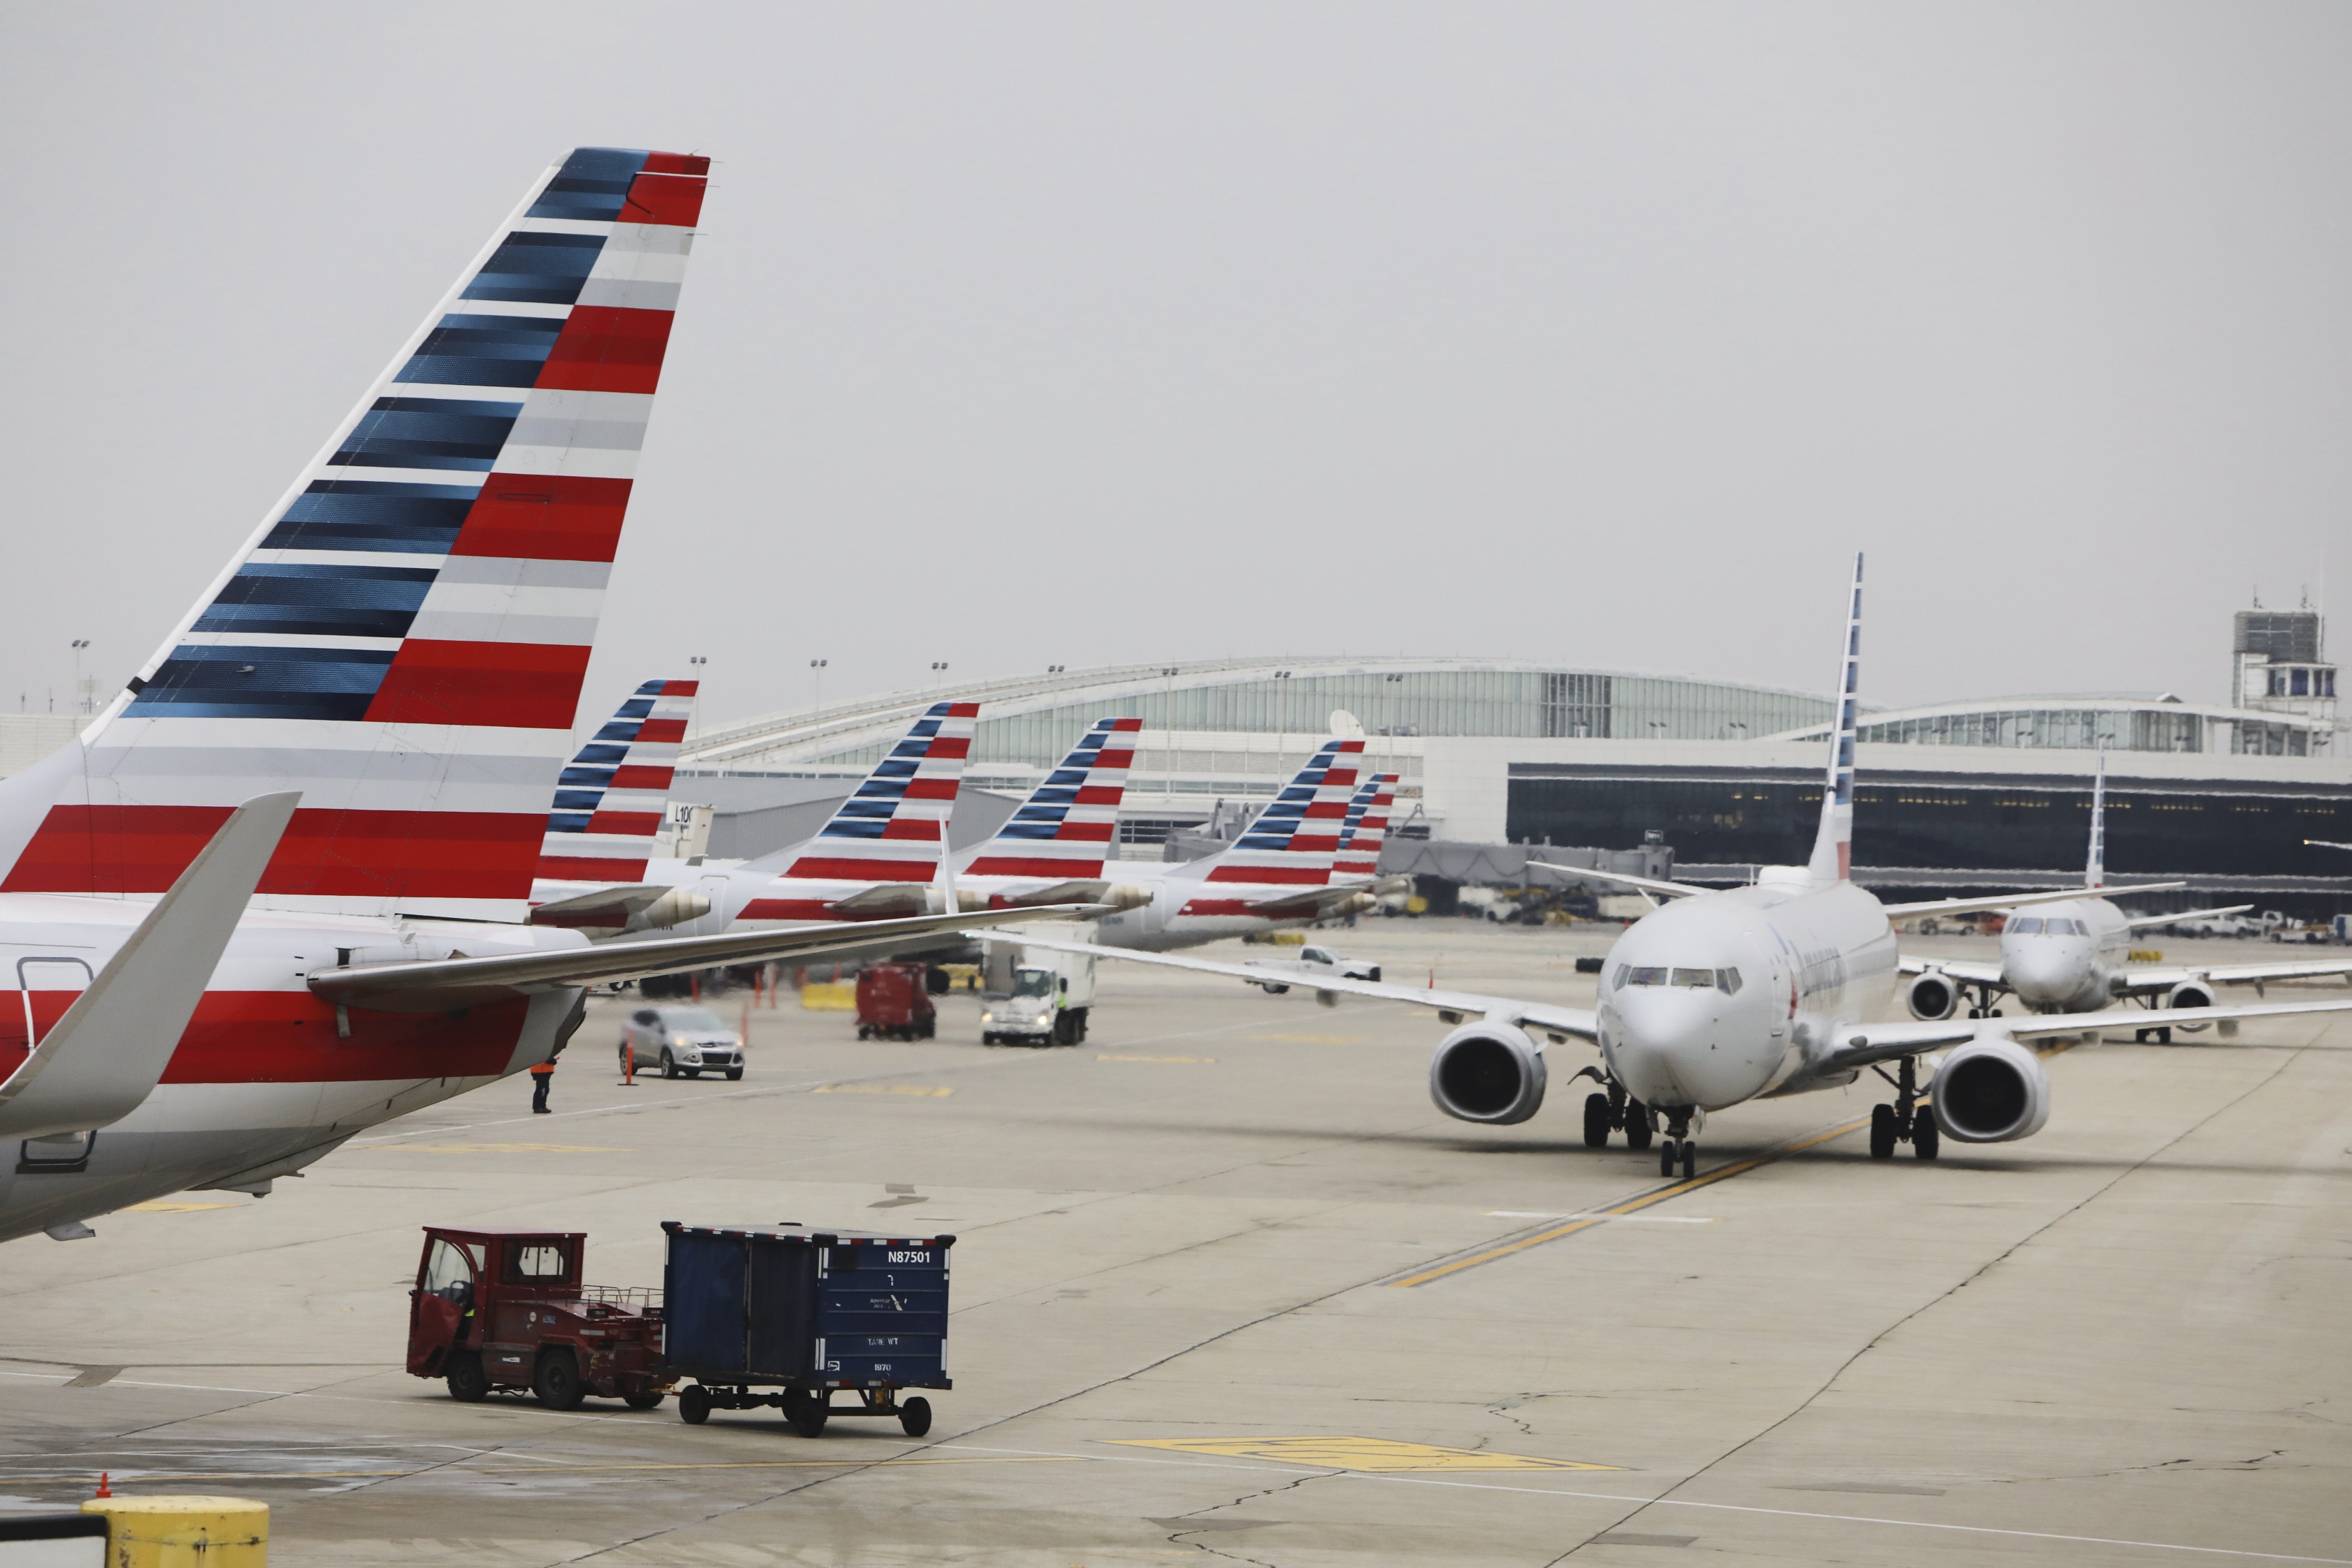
top-left (2232, 606), bottom-right (2338, 741)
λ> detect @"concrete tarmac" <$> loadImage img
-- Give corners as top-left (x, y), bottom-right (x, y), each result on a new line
top-left (1, 920), bottom-right (2347, 1565)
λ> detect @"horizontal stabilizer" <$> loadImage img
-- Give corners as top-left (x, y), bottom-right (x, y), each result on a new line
top-left (1246, 884), bottom-right (1380, 920)
top-left (1526, 861), bottom-right (1708, 900)
top-left (0, 793), bottom-right (299, 1140)
top-left (314, 902), bottom-right (1098, 1013)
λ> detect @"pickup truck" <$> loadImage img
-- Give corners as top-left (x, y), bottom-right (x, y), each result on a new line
top-left (1244, 943), bottom-right (1381, 993)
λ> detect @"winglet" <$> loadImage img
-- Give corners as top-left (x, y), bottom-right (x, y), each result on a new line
top-left (0, 791), bottom-right (299, 1140)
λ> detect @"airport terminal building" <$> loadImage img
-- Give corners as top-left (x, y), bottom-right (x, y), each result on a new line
top-left (679, 612), bottom-right (2351, 912)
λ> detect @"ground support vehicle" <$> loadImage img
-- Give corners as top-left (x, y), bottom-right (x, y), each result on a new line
top-left (406, 1227), bottom-right (670, 1410)
top-left (620, 1005), bottom-right (746, 1080)
top-left (856, 962), bottom-right (937, 1040)
top-left (661, 1224), bottom-right (954, 1436)
top-left (1242, 942), bottom-right (1381, 994)
top-left (979, 922), bottom-right (1096, 1046)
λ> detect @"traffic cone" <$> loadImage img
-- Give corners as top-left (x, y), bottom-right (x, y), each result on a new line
top-left (93, 1472), bottom-right (110, 1498)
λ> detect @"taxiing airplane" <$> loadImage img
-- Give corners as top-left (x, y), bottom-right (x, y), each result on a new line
top-left (1899, 747), bottom-right (2351, 1036)
top-left (0, 150), bottom-right (1073, 1247)
top-left (1006, 557), bottom-right (2352, 1179)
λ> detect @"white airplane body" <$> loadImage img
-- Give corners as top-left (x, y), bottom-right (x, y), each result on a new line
top-left (1902, 749), bottom-right (2352, 1034)
top-left (1009, 557), bottom-right (2352, 1176)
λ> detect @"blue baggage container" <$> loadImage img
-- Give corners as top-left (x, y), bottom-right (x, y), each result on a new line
top-left (660, 1222), bottom-right (954, 1435)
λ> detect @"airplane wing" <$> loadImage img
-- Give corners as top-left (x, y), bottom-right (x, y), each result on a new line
top-left (1897, 955), bottom-right (2004, 986)
top-left (314, 904), bottom-right (1101, 1013)
top-left (1880, 882), bottom-right (2187, 920)
top-left (0, 793), bottom-right (299, 1140)
top-left (2110, 956), bottom-right (2352, 996)
top-left (1526, 862), bottom-right (1708, 900)
top-left (1243, 882), bottom-right (1382, 921)
top-left (1825, 996), bottom-right (2352, 1071)
top-left (991, 934), bottom-right (1600, 1041)
top-left (2120, 903), bottom-right (2252, 932)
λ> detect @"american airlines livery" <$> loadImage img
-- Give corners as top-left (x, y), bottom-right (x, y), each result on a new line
top-left (0, 150), bottom-right (1068, 1247)
top-left (1008, 557), bottom-right (2352, 1177)
top-left (1088, 738), bottom-right (1386, 951)
top-left (1902, 744), bottom-right (2352, 1033)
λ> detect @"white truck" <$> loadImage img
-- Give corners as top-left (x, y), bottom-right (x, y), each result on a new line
top-left (1242, 942), bottom-right (1381, 994)
top-left (979, 921), bottom-right (1098, 1047)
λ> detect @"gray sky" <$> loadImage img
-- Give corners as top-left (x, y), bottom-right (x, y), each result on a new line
top-left (4, 4), bottom-right (2347, 732)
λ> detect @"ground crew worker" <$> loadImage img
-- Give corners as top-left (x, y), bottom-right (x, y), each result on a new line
top-left (530, 1054), bottom-right (557, 1113)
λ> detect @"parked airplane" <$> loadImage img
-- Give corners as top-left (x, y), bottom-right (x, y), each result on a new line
top-left (1005, 557), bottom-right (2352, 1178)
top-left (1899, 748), bottom-right (2349, 1036)
top-left (0, 150), bottom-right (1072, 1247)
top-left (1086, 738), bottom-right (1386, 951)
top-left (529, 678), bottom-right (703, 932)
top-left (1332, 772), bottom-right (1400, 883)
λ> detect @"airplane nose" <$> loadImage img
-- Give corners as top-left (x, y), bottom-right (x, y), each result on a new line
top-left (1606, 991), bottom-right (1771, 1111)
top-left (2005, 942), bottom-right (2075, 1001)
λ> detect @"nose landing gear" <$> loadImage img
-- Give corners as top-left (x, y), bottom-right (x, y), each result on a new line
top-left (1656, 1109), bottom-right (1697, 1180)
top-left (1867, 1055), bottom-right (1939, 1161)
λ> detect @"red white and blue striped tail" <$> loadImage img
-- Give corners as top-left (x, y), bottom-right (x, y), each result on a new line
top-left (775, 703), bottom-right (980, 884)
top-left (1202, 738), bottom-right (1366, 886)
top-left (530, 679), bottom-right (697, 899)
top-left (962, 718), bottom-right (1140, 880)
top-left (0, 148), bottom-right (708, 922)
top-left (1332, 771), bottom-right (1396, 880)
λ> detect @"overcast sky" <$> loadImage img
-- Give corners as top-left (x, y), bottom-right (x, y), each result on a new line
top-left (4, 4), bottom-right (2347, 734)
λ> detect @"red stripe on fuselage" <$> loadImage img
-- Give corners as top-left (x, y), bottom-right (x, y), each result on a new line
top-left (778, 858), bottom-right (935, 882)
top-left (0, 991), bottom-right (530, 1084)
top-left (533, 853), bottom-right (650, 880)
top-left (363, 640), bottom-right (591, 728)
top-left (964, 855), bottom-right (1105, 878)
top-left (1204, 864), bottom-right (1326, 884)
top-left (3, 805), bottom-right (544, 897)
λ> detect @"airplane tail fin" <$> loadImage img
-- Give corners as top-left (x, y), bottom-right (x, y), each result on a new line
top-left (1804, 554), bottom-right (1864, 889)
top-left (774, 702), bottom-right (980, 883)
top-left (0, 148), bottom-right (708, 922)
top-left (1199, 739), bottom-right (1366, 886)
top-left (533, 679), bottom-right (697, 890)
top-left (2085, 741), bottom-right (2108, 889)
top-left (1333, 772), bottom-right (1396, 880)
top-left (964, 718), bottom-right (1142, 879)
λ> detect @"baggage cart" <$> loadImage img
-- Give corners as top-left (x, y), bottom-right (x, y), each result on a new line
top-left (405, 1226), bottom-right (669, 1410)
top-left (661, 1223), bottom-right (953, 1435)
top-left (855, 962), bottom-right (936, 1040)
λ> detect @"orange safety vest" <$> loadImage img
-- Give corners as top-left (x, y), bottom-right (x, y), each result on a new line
top-left (529, 1060), bottom-right (556, 1076)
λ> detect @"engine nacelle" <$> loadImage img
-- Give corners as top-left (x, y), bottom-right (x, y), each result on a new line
top-left (1906, 970), bottom-right (1961, 1021)
top-left (1929, 1034), bottom-right (2051, 1143)
top-left (2163, 979), bottom-right (2216, 1031)
top-left (1428, 1023), bottom-right (1547, 1125)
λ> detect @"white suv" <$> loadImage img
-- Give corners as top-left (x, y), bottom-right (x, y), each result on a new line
top-left (620, 1005), bottom-right (744, 1080)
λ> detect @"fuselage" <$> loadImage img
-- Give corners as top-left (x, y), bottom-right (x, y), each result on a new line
top-left (0, 894), bottom-right (582, 1243)
top-left (1594, 877), bottom-right (1899, 1113)
top-left (1085, 860), bottom-right (1341, 951)
top-left (1998, 895), bottom-right (2129, 1012)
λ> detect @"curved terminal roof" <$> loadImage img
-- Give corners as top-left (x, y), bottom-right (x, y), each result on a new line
top-left (1767, 696), bottom-right (2333, 757)
top-left (680, 657), bottom-right (1839, 773)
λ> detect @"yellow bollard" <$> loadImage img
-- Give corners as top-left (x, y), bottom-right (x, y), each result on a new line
top-left (81, 1495), bottom-right (268, 1565)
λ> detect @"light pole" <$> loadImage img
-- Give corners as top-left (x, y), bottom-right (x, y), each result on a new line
top-left (688, 655), bottom-right (708, 744)
top-left (1272, 670), bottom-right (1293, 786)
top-left (930, 661), bottom-right (949, 691)
top-left (1160, 667), bottom-right (1179, 817)
top-left (1383, 671), bottom-right (1404, 783)
top-left (70, 640), bottom-right (90, 715)
top-left (809, 658), bottom-right (827, 711)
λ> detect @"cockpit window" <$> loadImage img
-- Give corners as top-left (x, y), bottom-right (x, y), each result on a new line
top-left (2048, 918), bottom-right (2080, 936)
top-left (1620, 966), bottom-right (1668, 988)
top-left (1670, 967), bottom-right (1715, 989)
top-left (1717, 968), bottom-right (1742, 994)
top-left (2009, 917), bottom-right (2044, 935)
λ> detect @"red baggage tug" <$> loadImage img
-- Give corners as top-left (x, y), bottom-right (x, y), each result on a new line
top-left (406, 1226), bottom-right (671, 1410)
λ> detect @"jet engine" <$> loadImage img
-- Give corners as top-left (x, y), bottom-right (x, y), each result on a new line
top-left (1428, 1022), bottom-right (1547, 1125)
top-left (2162, 979), bottom-right (2216, 1031)
top-left (1905, 970), bottom-right (1961, 1021)
top-left (1928, 1035), bottom-right (2051, 1143)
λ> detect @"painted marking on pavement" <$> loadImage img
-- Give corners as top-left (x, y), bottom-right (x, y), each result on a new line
top-left (1485, 1211), bottom-right (1718, 1223)
top-left (371, 1143), bottom-right (627, 1155)
top-left (813, 1083), bottom-right (954, 1098)
top-left (0, 1455), bottom-right (1080, 1486)
top-left (1387, 1115), bottom-right (1874, 1287)
top-left (1097, 1054), bottom-right (1217, 1063)
top-left (1250, 1033), bottom-right (1368, 1043)
top-left (125, 1202), bottom-right (243, 1213)
top-left (1110, 1437), bottom-right (1622, 1472)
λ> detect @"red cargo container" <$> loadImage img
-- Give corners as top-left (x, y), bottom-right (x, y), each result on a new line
top-left (855, 962), bottom-right (937, 1041)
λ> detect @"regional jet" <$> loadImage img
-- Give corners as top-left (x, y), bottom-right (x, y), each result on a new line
top-left (0, 150), bottom-right (1078, 1247)
top-left (1004, 557), bottom-right (2352, 1177)
top-left (1899, 748), bottom-right (2352, 1036)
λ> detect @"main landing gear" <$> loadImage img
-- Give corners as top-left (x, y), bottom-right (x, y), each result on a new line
top-left (1656, 1108), bottom-right (1697, 1181)
top-left (1868, 1054), bottom-right (1939, 1161)
top-left (1579, 1076), bottom-right (1652, 1152)
top-left (2132, 1026), bottom-right (2173, 1043)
